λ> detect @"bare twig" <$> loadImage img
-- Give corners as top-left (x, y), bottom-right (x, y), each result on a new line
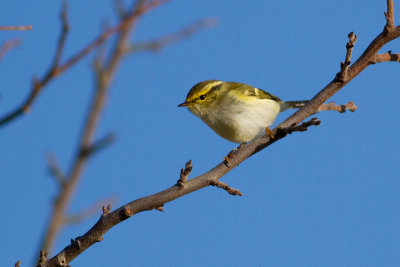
top-left (51, 3), bottom-right (70, 69)
top-left (42, 1), bottom-right (400, 266)
top-left (0, 39), bottom-right (21, 61)
top-left (283, 118), bottom-right (321, 134)
top-left (65, 197), bottom-right (117, 225)
top-left (46, 153), bottom-right (66, 186)
top-left (129, 18), bottom-right (217, 53)
top-left (79, 133), bottom-right (116, 158)
top-left (336, 32), bottom-right (357, 82)
top-left (0, 0), bottom-right (168, 128)
top-left (371, 50), bottom-right (400, 63)
top-left (275, 118), bottom-right (321, 139)
top-left (210, 180), bottom-right (242, 196)
top-left (385, 0), bottom-right (395, 29)
top-left (36, 250), bottom-right (47, 267)
top-left (114, 0), bottom-right (127, 18)
top-left (0, 25), bottom-right (32, 30)
top-left (38, 0), bottom-right (168, 257)
top-left (0, 6), bottom-right (70, 128)
top-left (318, 101), bottom-right (358, 113)
top-left (177, 160), bottom-right (192, 186)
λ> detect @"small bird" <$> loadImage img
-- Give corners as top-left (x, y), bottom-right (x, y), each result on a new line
top-left (178, 80), bottom-right (308, 143)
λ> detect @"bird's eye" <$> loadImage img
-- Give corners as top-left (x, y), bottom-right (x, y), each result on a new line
top-left (199, 94), bottom-right (206, 100)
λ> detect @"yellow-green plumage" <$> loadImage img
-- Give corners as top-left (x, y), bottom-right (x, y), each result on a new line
top-left (178, 80), bottom-right (308, 143)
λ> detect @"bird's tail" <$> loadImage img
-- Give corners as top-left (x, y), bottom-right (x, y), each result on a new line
top-left (280, 100), bottom-right (309, 112)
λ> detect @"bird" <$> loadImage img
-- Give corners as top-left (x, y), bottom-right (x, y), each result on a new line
top-left (178, 80), bottom-right (308, 143)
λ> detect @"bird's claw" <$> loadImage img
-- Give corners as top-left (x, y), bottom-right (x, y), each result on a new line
top-left (265, 127), bottom-right (275, 139)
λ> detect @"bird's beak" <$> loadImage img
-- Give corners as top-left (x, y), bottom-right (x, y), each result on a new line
top-left (177, 102), bottom-right (189, 107)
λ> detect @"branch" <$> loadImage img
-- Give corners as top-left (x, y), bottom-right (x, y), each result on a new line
top-left (36, 250), bottom-right (47, 267)
top-left (43, 1), bottom-right (400, 266)
top-left (385, 0), bottom-right (395, 30)
top-left (371, 50), bottom-right (400, 63)
top-left (0, 25), bottom-right (32, 30)
top-left (0, 4), bottom-right (70, 128)
top-left (79, 133), bottom-right (116, 158)
top-left (65, 196), bottom-right (118, 225)
top-left (46, 153), bottom-right (67, 187)
top-left (210, 180), bottom-right (242, 196)
top-left (128, 18), bottom-right (217, 53)
top-left (318, 101), bottom-right (358, 113)
top-left (336, 32), bottom-right (357, 82)
top-left (38, 0), bottom-right (168, 257)
top-left (176, 160), bottom-right (192, 186)
top-left (0, 39), bottom-right (21, 61)
top-left (0, 0), bottom-right (167, 128)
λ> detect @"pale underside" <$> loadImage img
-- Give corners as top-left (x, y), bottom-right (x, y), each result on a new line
top-left (188, 89), bottom-right (281, 143)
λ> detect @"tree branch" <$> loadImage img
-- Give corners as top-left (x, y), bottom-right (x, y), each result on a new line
top-left (0, 25), bottom-right (32, 30)
top-left (64, 196), bottom-right (118, 225)
top-left (38, 0), bottom-right (169, 257)
top-left (46, 153), bottom-right (67, 187)
top-left (0, 0), bottom-right (167, 128)
top-left (0, 39), bottom-right (21, 61)
top-left (176, 160), bottom-right (192, 186)
top-left (210, 180), bottom-right (243, 196)
top-left (385, 0), bottom-right (395, 30)
top-left (371, 50), bottom-right (400, 63)
top-left (42, 1), bottom-right (400, 266)
top-left (0, 5), bottom-right (70, 128)
top-left (318, 101), bottom-right (358, 113)
top-left (336, 32), bottom-right (357, 82)
top-left (128, 18), bottom-right (217, 54)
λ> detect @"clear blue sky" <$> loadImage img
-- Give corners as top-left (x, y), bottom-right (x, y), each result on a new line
top-left (1, 0), bottom-right (400, 266)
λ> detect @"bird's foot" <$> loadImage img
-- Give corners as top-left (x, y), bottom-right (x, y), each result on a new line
top-left (265, 126), bottom-right (275, 139)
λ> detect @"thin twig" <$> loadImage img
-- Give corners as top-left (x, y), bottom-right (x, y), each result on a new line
top-left (275, 118), bottom-right (321, 139)
top-left (0, 6), bottom-right (70, 128)
top-left (0, 0), bottom-right (168, 128)
top-left (336, 32), bottom-right (357, 82)
top-left (79, 133), bottom-right (116, 158)
top-left (51, 3), bottom-right (70, 70)
top-left (36, 250), bottom-right (47, 267)
top-left (0, 25), bottom-right (32, 30)
top-left (385, 0), bottom-right (395, 29)
top-left (46, 153), bottom-right (66, 186)
top-left (318, 101), bottom-right (358, 113)
top-left (177, 160), bottom-right (192, 186)
top-left (210, 180), bottom-right (242, 196)
top-left (114, 0), bottom-right (127, 18)
top-left (0, 39), bottom-right (21, 61)
top-left (129, 18), bottom-right (217, 53)
top-left (65, 196), bottom-right (117, 225)
top-left (371, 50), bottom-right (400, 63)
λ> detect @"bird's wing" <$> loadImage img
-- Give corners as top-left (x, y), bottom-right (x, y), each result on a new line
top-left (227, 82), bottom-right (282, 102)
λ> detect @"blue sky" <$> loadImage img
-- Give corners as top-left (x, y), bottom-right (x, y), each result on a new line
top-left (1, 0), bottom-right (400, 266)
